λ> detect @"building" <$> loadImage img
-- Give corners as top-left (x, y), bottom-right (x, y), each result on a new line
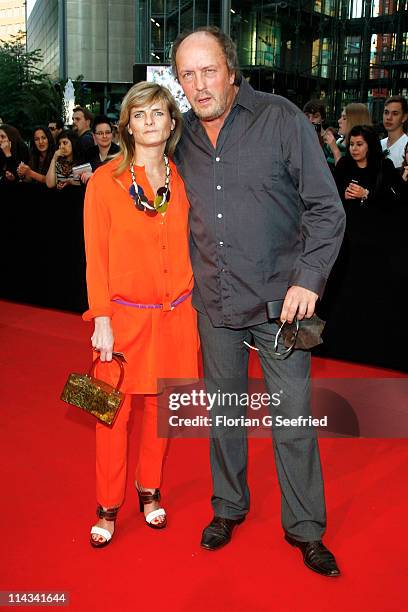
top-left (27, 0), bottom-right (136, 117)
top-left (0, 0), bottom-right (26, 45)
top-left (27, 1), bottom-right (408, 121)
top-left (137, 0), bottom-right (408, 122)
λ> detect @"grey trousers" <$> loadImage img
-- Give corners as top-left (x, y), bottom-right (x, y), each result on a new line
top-left (198, 312), bottom-right (326, 541)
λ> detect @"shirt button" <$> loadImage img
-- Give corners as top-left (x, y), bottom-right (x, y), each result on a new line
top-left (217, 213), bottom-right (223, 219)
top-left (219, 241), bottom-right (224, 246)
top-left (216, 185), bottom-right (222, 190)
top-left (215, 157), bottom-right (220, 162)
top-left (164, 269), bottom-right (168, 273)
top-left (165, 292), bottom-right (170, 297)
top-left (162, 245), bottom-right (166, 249)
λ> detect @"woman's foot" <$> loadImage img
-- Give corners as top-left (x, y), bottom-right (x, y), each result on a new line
top-left (90, 505), bottom-right (119, 547)
top-left (135, 483), bottom-right (167, 528)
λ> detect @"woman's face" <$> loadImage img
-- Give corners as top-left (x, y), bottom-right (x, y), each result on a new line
top-left (0, 129), bottom-right (11, 149)
top-left (338, 109), bottom-right (347, 135)
top-left (349, 134), bottom-right (368, 164)
top-left (128, 99), bottom-right (175, 150)
top-left (94, 123), bottom-right (112, 149)
top-left (58, 137), bottom-right (73, 158)
top-left (34, 129), bottom-right (49, 155)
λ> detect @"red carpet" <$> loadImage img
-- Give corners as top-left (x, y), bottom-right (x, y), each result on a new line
top-left (0, 300), bottom-right (407, 611)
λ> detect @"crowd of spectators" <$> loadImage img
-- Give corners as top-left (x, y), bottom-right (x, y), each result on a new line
top-left (0, 107), bottom-right (119, 189)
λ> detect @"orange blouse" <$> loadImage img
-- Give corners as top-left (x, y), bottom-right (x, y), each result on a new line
top-left (83, 157), bottom-right (199, 394)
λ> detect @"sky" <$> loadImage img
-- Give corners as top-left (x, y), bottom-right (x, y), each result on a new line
top-left (26, 0), bottom-right (36, 18)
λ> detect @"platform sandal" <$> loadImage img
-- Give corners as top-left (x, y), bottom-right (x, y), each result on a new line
top-left (136, 487), bottom-right (167, 529)
top-left (90, 505), bottom-right (119, 548)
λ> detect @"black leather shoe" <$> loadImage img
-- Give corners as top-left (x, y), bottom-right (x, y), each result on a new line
top-left (201, 516), bottom-right (245, 551)
top-left (285, 534), bottom-right (340, 577)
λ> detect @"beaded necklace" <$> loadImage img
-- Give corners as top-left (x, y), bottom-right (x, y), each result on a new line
top-left (129, 154), bottom-right (171, 216)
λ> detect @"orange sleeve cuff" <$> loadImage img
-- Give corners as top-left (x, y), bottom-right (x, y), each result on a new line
top-left (82, 305), bottom-right (113, 321)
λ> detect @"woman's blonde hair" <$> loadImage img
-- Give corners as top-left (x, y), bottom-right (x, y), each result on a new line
top-left (345, 103), bottom-right (372, 134)
top-left (115, 81), bottom-right (183, 176)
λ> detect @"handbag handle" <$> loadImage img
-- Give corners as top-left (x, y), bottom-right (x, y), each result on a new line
top-left (88, 354), bottom-right (125, 393)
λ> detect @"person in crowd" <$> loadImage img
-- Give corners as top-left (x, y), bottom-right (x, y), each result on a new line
top-left (401, 141), bottom-right (408, 182)
top-left (324, 103), bottom-right (371, 166)
top-left (303, 99), bottom-right (326, 150)
top-left (72, 106), bottom-right (94, 152)
top-left (17, 126), bottom-right (55, 184)
top-left (334, 124), bottom-right (403, 208)
top-left (83, 81), bottom-right (199, 548)
top-left (172, 26), bottom-right (345, 576)
top-left (303, 99), bottom-right (325, 131)
top-left (48, 119), bottom-right (64, 142)
top-left (45, 129), bottom-right (83, 189)
top-left (0, 124), bottom-right (29, 181)
top-left (380, 95), bottom-right (408, 168)
top-left (81, 115), bottom-right (120, 183)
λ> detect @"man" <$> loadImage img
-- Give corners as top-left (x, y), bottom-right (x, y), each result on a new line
top-left (380, 95), bottom-right (408, 168)
top-left (48, 119), bottom-right (64, 142)
top-left (303, 99), bottom-right (325, 129)
top-left (72, 106), bottom-right (94, 152)
top-left (172, 27), bottom-right (345, 577)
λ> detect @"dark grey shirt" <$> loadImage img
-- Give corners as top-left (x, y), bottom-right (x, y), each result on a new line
top-left (175, 78), bottom-right (346, 328)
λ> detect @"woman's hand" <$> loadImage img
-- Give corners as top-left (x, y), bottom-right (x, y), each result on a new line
top-left (345, 182), bottom-right (368, 200)
top-left (54, 149), bottom-right (64, 160)
top-left (92, 316), bottom-right (114, 362)
top-left (322, 130), bottom-right (335, 146)
top-left (80, 171), bottom-right (92, 184)
top-left (17, 162), bottom-right (31, 179)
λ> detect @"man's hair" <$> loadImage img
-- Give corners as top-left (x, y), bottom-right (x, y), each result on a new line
top-left (303, 100), bottom-right (326, 121)
top-left (115, 81), bottom-right (183, 176)
top-left (92, 115), bottom-right (112, 133)
top-left (49, 118), bottom-right (64, 129)
top-left (171, 26), bottom-right (241, 85)
top-left (384, 95), bottom-right (408, 115)
top-left (73, 106), bottom-right (94, 123)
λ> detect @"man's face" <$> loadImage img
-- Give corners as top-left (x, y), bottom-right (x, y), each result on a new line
top-left (383, 102), bottom-right (408, 134)
top-left (175, 32), bottom-right (236, 122)
top-left (305, 111), bottom-right (322, 125)
top-left (72, 111), bottom-right (89, 135)
top-left (48, 123), bottom-right (61, 140)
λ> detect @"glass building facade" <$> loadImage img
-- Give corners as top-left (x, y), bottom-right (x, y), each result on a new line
top-left (136, 0), bottom-right (408, 121)
top-left (27, 0), bottom-right (408, 121)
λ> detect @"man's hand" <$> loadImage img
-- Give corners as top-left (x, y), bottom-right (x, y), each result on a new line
top-left (91, 316), bottom-right (114, 362)
top-left (280, 285), bottom-right (318, 324)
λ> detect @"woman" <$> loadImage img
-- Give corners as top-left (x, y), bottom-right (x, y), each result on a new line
top-left (0, 124), bottom-right (29, 181)
top-left (334, 124), bottom-right (402, 207)
top-left (83, 82), bottom-right (199, 547)
top-left (81, 115), bottom-right (120, 183)
top-left (17, 126), bottom-right (55, 184)
top-left (324, 103), bottom-right (371, 166)
top-left (45, 129), bottom-right (82, 189)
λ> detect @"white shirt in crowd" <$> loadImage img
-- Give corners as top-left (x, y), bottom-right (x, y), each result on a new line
top-left (380, 133), bottom-right (408, 168)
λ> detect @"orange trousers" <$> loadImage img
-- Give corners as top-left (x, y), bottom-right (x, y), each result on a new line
top-left (95, 394), bottom-right (168, 508)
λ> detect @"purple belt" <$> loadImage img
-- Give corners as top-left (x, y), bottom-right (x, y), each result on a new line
top-left (112, 289), bottom-right (192, 312)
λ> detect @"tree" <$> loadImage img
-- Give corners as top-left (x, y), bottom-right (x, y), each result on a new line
top-left (0, 35), bottom-right (64, 137)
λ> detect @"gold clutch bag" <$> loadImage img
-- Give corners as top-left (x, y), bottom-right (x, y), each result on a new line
top-left (61, 353), bottom-right (125, 426)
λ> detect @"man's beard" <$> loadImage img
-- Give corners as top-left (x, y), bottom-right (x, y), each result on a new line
top-left (191, 90), bottom-right (229, 121)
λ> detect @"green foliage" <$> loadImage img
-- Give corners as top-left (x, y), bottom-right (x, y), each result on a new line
top-left (0, 35), bottom-right (64, 138)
